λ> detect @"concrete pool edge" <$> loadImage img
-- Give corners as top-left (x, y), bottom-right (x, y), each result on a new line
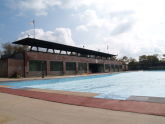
top-left (0, 72), bottom-right (123, 83)
top-left (127, 96), bottom-right (165, 104)
top-left (27, 88), bottom-right (98, 97)
top-left (0, 87), bottom-right (165, 117)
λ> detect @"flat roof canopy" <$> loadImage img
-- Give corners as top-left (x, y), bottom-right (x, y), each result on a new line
top-left (13, 38), bottom-right (116, 58)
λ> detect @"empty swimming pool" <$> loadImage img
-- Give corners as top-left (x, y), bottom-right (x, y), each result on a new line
top-left (1, 71), bottom-right (165, 100)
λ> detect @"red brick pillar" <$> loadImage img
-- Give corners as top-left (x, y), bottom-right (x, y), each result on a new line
top-left (87, 63), bottom-right (89, 73)
top-left (63, 61), bottom-right (66, 75)
top-left (24, 52), bottom-right (28, 78)
top-left (104, 64), bottom-right (106, 73)
top-left (109, 64), bottom-right (111, 72)
top-left (46, 61), bottom-right (50, 76)
top-left (76, 62), bottom-right (78, 74)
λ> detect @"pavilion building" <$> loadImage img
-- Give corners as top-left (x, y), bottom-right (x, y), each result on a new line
top-left (0, 38), bottom-right (127, 77)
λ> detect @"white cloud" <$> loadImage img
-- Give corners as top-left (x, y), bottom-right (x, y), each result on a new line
top-left (74, 0), bottom-right (165, 57)
top-left (19, 28), bottom-right (75, 45)
top-left (8, 0), bottom-right (165, 57)
top-left (76, 25), bottom-right (88, 32)
top-left (103, 32), bottom-right (165, 58)
top-left (9, 0), bottom-right (61, 16)
top-left (76, 8), bottom-right (135, 35)
top-left (54, 28), bottom-right (75, 45)
top-left (77, 9), bottom-right (107, 30)
top-left (8, 0), bottom-right (98, 15)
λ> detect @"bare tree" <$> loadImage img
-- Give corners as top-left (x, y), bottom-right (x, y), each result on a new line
top-left (111, 56), bottom-right (117, 61)
top-left (1, 43), bottom-right (28, 56)
top-left (119, 56), bottom-right (129, 64)
top-left (162, 54), bottom-right (165, 61)
top-left (163, 54), bottom-right (165, 57)
top-left (0, 50), bottom-right (2, 58)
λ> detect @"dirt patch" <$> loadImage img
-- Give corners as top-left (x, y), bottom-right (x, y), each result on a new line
top-left (0, 115), bottom-right (13, 124)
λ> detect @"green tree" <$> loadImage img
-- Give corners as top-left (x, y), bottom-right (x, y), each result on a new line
top-left (128, 58), bottom-right (139, 70)
top-left (139, 55), bottom-right (159, 69)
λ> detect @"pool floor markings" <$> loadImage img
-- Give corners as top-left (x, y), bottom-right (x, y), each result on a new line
top-left (0, 87), bottom-right (165, 117)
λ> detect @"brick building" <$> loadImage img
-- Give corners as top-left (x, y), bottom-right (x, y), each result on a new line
top-left (0, 38), bottom-right (127, 77)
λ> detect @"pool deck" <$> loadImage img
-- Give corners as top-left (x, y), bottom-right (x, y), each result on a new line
top-left (127, 96), bottom-right (165, 104)
top-left (1, 93), bottom-right (165, 124)
top-left (27, 88), bottom-right (98, 97)
top-left (0, 87), bottom-right (165, 117)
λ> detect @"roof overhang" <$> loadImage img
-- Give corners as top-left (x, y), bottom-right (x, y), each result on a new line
top-left (13, 38), bottom-right (116, 58)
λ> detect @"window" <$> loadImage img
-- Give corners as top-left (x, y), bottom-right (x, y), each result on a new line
top-left (105, 64), bottom-right (110, 70)
top-left (111, 64), bottom-right (114, 69)
top-left (78, 63), bottom-right (87, 71)
top-left (50, 61), bottom-right (63, 71)
top-left (29, 60), bottom-right (45, 71)
top-left (66, 62), bottom-right (76, 71)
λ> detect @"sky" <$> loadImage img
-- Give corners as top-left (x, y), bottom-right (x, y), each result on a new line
top-left (0, 0), bottom-right (165, 58)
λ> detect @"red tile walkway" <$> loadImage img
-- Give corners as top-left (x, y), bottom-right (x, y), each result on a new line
top-left (0, 87), bottom-right (165, 116)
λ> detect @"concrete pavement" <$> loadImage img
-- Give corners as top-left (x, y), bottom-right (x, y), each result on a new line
top-left (0, 93), bottom-right (165, 124)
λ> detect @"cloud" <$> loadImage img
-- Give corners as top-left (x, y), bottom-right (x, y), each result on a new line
top-left (7, 0), bottom-right (106, 16)
top-left (7, 0), bottom-right (97, 16)
top-left (76, 8), bottom-right (135, 34)
top-left (74, 1), bottom-right (165, 58)
top-left (75, 10), bottom-right (100, 31)
top-left (110, 21), bottom-right (134, 36)
top-left (76, 25), bottom-right (88, 32)
top-left (7, 0), bottom-right (165, 58)
top-left (8, 0), bottom-right (61, 16)
top-left (103, 33), bottom-right (165, 58)
top-left (19, 28), bottom-right (75, 45)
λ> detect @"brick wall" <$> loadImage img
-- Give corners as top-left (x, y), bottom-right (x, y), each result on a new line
top-left (26, 51), bottom-right (121, 64)
top-left (8, 59), bottom-right (24, 77)
top-left (24, 51), bottom-right (123, 77)
top-left (0, 59), bottom-right (8, 77)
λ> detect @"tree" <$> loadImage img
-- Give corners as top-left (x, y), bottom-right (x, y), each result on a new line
top-left (128, 58), bottom-right (139, 70)
top-left (139, 55), bottom-right (144, 62)
top-left (139, 54), bottom-right (159, 69)
top-left (120, 56), bottom-right (129, 64)
top-left (162, 54), bottom-right (165, 61)
top-left (129, 57), bottom-right (137, 63)
top-left (111, 56), bottom-right (117, 61)
top-left (1, 43), bottom-right (28, 57)
top-left (0, 50), bottom-right (2, 58)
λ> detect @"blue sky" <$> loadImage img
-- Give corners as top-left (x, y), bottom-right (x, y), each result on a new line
top-left (0, 0), bottom-right (165, 58)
